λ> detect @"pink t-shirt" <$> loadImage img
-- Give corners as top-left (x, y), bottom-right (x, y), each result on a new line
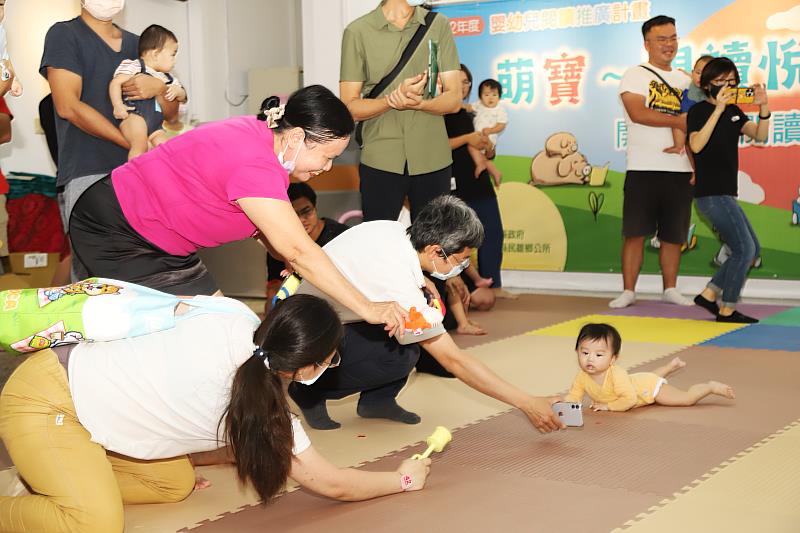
top-left (112, 116), bottom-right (289, 255)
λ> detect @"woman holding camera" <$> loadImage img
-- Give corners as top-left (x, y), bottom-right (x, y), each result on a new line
top-left (688, 57), bottom-right (770, 323)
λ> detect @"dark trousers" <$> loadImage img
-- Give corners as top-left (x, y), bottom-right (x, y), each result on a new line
top-left (289, 322), bottom-right (420, 408)
top-left (465, 195), bottom-right (504, 287)
top-left (359, 163), bottom-right (451, 221)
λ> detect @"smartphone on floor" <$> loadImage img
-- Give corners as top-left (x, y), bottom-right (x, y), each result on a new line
top-left (552, 401), bottom-right (583, 427)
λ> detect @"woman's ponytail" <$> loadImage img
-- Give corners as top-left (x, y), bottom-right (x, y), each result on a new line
top-left (224, 356), bottom-right (293, 503)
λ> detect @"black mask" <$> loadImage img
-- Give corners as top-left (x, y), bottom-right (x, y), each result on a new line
top-left (708, 84), bottom-right (724, 99)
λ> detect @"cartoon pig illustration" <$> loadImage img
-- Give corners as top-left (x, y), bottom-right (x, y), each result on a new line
top-left (531, 150), bottom-right (591, 186)
top-left (544, 132), bottom-right (579, 158)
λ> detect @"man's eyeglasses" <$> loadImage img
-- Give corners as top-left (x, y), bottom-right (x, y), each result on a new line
top-left (316, 351), bottom-right (341, 369)
top-left (295, 206), bottom-right (315, 219)
top-left (440, 249), bottom-right (470, 270)
top-left (648, 36), bottom-right (678, 45)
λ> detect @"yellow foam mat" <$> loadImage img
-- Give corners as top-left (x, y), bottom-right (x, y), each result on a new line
top-left (616, 420), bottom-right (800, 532)
top-left (122, 335), bottom-right (684, 532)
top-left (528, 314), bottom-right (746, 345)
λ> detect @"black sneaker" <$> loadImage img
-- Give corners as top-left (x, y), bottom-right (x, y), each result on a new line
top-left (694, 294), bottom-right (720, 316)
top-left (717, 311), bottom-right (759, 324)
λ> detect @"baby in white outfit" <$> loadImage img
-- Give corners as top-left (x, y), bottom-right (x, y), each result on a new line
top-left (464, 79), bottom-right (507, 186)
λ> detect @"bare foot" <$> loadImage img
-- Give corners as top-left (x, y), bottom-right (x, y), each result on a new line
top-left (709, 381), bottom-right (735, 400)
top-left (457, 322), bottom-right (487, 335)
top-left (493, 288), bottom-right (518, 299)
top-left (667, 357), bottom-right (686, 373)
top-left (485, 162), bottom-right (503, 186)
top-left (662, 145), bottom-right (684, 154)
top-left (474, 161), bottom-right (487, 178)
top-left (194, 475), bottom-right (212, 491)
top-left (474, 276), bottom-right (493, 288)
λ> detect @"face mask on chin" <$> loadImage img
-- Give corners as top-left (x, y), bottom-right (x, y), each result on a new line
top-left (82, 0), bottom-right (125, 21)
top-left (296, 365), bottom-right (326, 386)
top-left (277, 139), bottom-right (303, 173)
top-left (406, 0), bottom-right (427, 6)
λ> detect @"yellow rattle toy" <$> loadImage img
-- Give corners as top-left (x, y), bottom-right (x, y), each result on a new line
top-left (411, 426), bottom-right (452, 460)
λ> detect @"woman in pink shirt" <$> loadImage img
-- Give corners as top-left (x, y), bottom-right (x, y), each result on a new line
top-left (69, 85), bottom-right (405, 333)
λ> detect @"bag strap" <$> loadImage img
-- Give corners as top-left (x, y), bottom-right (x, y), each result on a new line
top-left (356, 10), bottom-right (438, 146)
top-left (639, 65), bottom-right (683, 101)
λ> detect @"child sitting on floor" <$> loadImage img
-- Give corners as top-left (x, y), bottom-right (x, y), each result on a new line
top-left (565, 323), bottom-right (735, 411)
top-left (110, 24), bottom-right (186, 160)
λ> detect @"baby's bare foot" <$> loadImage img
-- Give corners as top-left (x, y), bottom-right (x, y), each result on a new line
top-left (709, 381), bottom-right (735, 399)
top-left (194, 475), bottom-right (212, 491)
top-left (668, 357), bottom-right (686, 373)
top-left (474, 162), bottom-right (487, 178)
top-left (662, 145), bottom-right (684, 154)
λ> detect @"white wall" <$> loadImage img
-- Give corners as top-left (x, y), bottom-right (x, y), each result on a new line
top-left (0, 0), bottom-right (302, 177)
top-left (301, 0), bottom-right (377, 92)
top-left (0, 0), bottom-right (81, 176)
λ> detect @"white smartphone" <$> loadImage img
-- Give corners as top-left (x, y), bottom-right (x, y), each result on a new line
top-left (552, 401), bottom-right (584, 427)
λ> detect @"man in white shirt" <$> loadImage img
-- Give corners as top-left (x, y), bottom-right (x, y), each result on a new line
top-left (288, 196), bottom-right (563, 434)
top-left (611, 15), bottom-right (694, 309)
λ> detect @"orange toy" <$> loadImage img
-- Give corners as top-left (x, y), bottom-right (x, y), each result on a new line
top-left (404, 307), bottom-right (431, 335)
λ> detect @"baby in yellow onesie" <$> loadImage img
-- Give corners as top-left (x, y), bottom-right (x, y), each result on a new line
top-left (565, 323), bottom-right (735, 411)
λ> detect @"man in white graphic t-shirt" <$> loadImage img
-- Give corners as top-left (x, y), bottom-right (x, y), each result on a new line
top-left (611, 15), bottom-right (694, 309)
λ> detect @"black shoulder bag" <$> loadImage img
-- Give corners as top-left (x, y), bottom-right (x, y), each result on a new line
top-left (640, 65), bottom-right (683, 101)
top-left (354, 11), bottom-right (438, 147)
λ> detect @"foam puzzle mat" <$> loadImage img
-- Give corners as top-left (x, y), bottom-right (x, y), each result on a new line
top-left (0, 294), bottom-right (797, 532)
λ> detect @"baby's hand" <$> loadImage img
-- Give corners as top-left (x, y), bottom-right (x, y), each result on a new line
top-left (165, 84), bottom-right (182, 102)
top-left (113, 105), bottom-right (130, 120)
top-left (9, 77), bottom-right (22, 97)
top-left (590, 403), bottom-right (609, 411)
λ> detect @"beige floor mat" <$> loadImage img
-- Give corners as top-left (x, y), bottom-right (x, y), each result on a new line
top-left (126, 333), bottom-right (683, 533)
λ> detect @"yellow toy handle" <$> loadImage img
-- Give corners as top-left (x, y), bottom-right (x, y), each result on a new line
top-left (411, 426), bottom-right (452, 460)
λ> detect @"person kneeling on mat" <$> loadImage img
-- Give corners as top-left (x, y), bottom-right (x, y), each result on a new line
top-left (288, 195), bottom-right (564, 433)
top-left (0, 295), bottom-right (430, 533)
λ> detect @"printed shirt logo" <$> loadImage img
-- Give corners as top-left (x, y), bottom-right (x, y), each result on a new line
top-left (647, 80), bottom-right (681, 116)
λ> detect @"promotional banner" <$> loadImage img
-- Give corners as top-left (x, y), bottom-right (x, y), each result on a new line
top-left (436, 0), bottom-right (800, 280)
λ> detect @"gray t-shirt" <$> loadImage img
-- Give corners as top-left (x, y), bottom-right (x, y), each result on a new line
top-left (40, 17), bottom-right (139, 186)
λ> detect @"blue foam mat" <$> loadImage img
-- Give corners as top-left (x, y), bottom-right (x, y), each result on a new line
top-left (701, 324), bottom-right (800, 351)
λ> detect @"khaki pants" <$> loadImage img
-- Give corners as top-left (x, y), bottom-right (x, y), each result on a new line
top-left (0, 350), bottom-right (195, 533)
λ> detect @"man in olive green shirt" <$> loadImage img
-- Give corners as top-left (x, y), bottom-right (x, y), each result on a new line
top-left (340, 0), bottom-right (462, 221)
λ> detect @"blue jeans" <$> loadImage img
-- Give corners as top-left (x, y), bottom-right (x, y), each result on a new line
top-left (695, 195), bottom-right (760, 307)
top-left (465, 196), bottom-right (504, 287)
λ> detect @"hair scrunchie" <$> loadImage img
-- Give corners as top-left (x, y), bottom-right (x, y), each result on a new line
top-left (253, 347), bottom-right (271, 369)
top-left (263, 104), bottom-right (285, 129)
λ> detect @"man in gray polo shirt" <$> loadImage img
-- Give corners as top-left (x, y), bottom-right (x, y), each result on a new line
top-left (40, 0), bottom-right (179, 279)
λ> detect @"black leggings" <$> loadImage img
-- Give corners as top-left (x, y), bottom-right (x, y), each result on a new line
top-left (69, 176), bottom-right (218, 295)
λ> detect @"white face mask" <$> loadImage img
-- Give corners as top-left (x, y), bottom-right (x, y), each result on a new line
top-left (277, 139), bottom-right (303, 173)
top-left (407, 0), bottom-right (427, 6)
top-left (296, 365), bottom-right (326, 386)
top-left (430, 251), bottom-right (469, 281)
top-left (82, 0), bottom-right (125, 21)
